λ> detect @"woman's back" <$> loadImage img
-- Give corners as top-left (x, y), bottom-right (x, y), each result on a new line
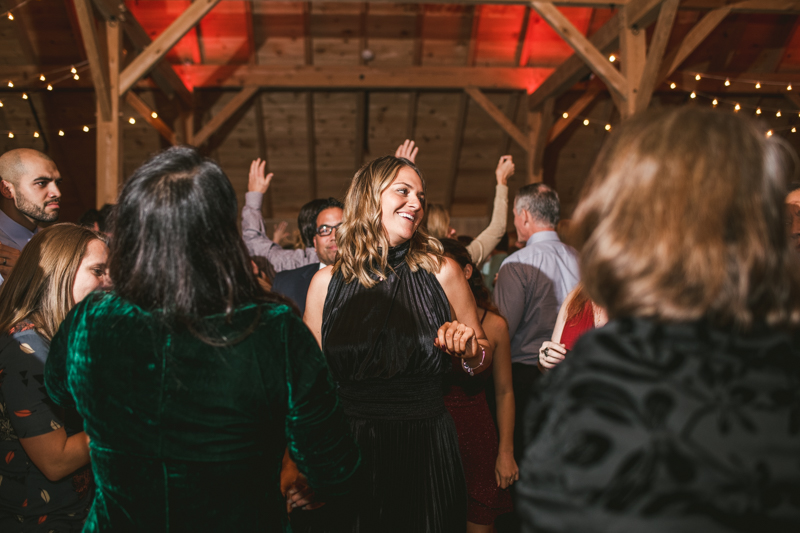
top-left (46, 292), bottom-right (359, 532)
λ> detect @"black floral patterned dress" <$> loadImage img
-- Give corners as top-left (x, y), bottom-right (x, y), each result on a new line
top-left (0, 323), bottom-right (94, 532)
top-left (518, 317), bottom-right (800, 533)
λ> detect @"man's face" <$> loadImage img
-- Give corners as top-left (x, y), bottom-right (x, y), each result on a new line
top-left (7, 157), bottom-right (62, 225)
top-left (313, 207), bottom-right (343, 266)
top-left (787, 189), bottom-right (800, 253)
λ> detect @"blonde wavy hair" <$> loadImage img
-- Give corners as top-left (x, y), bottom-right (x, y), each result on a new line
top-left (425, 203), bottom-right (450, 240)
top-left (0, 224), bottom-right (104, 339)
top-left (334, 155), bottom-right (443, 288)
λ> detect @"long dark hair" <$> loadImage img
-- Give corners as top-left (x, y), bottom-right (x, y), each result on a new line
top-left (439, 238), bottom-right (498, 315)
top-left (109, 146), bottom-right (288, 338)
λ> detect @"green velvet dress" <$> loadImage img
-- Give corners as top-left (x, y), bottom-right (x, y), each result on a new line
top-left (44, 292), bottom-right (360, 532)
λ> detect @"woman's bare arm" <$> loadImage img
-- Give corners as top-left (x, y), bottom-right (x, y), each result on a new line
top-left (303, 266), bottom-right (334, 348)
top-left (19, 430), bottom-right (90, 482)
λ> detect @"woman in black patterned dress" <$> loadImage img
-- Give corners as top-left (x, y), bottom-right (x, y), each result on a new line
top-left (518, 107), bottom-right (800, 533)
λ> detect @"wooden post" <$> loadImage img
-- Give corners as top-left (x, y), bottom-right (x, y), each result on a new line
top-left (618, 5), bottom-right (646, 118)
top-left (526, 97), bottom-right (554, 183)
top-left (96, 20), bottom-right (121, 207)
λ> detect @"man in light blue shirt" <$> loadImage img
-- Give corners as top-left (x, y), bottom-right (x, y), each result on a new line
top-left (0, 148), bottom-right (62, 283)
top-left (493, 183), bottom-right (579, 464)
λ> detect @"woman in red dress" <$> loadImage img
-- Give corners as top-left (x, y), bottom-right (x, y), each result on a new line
top-left (440, 238), bottom-right (516, 532)
top-left (538, 284), bottom-right (608, 372)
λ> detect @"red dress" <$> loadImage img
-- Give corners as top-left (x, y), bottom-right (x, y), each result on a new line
top-left (560, 300), bottom-right (595, 350)
top-left (443, 312), bottom-right (513, 525)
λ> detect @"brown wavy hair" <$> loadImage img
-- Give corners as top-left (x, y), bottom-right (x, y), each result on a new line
top-left (334, 155), bottom-right (443, 288)
top-left (0, 224), bottom-right (103, 339)
top-left (425, 203), bottom-right (450, 240)
top-left (572, 106), bottom-right (800, 328)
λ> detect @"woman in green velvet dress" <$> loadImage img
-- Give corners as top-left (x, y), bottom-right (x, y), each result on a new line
top-left (44, 146), bottom-right (360, 532)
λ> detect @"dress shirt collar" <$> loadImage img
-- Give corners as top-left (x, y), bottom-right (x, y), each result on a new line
top-left (0, 208), bottom-right (36, 249)
top-left (526, 230), bottom-right (560, 246)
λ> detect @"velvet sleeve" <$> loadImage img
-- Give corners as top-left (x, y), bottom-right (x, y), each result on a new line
top-left (280, 311), bottom-right (360, 497)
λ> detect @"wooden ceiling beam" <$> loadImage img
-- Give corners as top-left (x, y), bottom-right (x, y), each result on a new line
top-left (514, 6), bottom-right (532, 67)
top-left (548, 87), bottom-right (600, 142)
top-left (528, 0), bottom-right (663, 110)
top-left (465, 86), bottom-right (528, 151)
top-left (191, 86), bottom-right (259, 147)
top-left (173, 65), bottom-right (552, 90)
top-left (125, 91), bottom-right (176, 145)
top-left (532, 1), bottom-right (629, 103)
top-left (527, 97), bottom-right (555, 183)
top-left (657, 7), bottom-right (732, 82)
top-left (73, 0), bottom-right (112, 121)
top-left (635, 0), bottom-right (679, 111)
top-left (92, 0), bottom-right (192, 106)
top-left (119, 0), bottom-right (221, 96)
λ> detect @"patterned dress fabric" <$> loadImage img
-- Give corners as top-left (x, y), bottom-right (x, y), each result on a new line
top-left (321, 241), bottom-right (467, 532)
top-left (518, 317), bottom-right (800, 533)
top-left (0, 323), bottom-right (94, 532)
top-left (45, 293), bottom-right (360, 532)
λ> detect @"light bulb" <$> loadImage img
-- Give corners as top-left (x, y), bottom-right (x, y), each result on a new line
top-left (755, 82), bottom-right (761, 89)
top-left (39, 74), bottom-right (45, 81)
top-left (583, 119), bottom-right (589, 126)
top-left (756, 108), bottom-right (762, 115)
top-left (735, 104), bottom-right (741, 111)
top-left (788, 84), bottom-right (793, 91)
top-left (7, 81), bottom-right (13, 88)
top-left (73, 74), bottom-right (79, 80)
top-left (777, 110), bottom-right (782, 117)
top-left (690, 92), bottom-right (696, 99)
top-left (58, 130), bottom-right (64, 136)
top-left (766, 130), bottom-right (773, 137)
top-left (604, 124), bottom-right (611, 131)
top-left (33, 131), bottom-right (39, 138)
top-left (8, 132), bottom-right (13, 138)
top-left (128, 117), bottom-right (136, 124)
top-left (70, 66), bottom-right (77, 74)
top-left (712, 98), bottom-right (718, 106)
top-left (670, 82), bottom-right (676, 89)
top-left (7, 13), bottom-right (13, 21)
top-left (46, 84), bottom-right (52, 91)
top-left (83, 126), bottom-right (89, 132)
top-left (21, 93), bottom-right (27, 100)
top-left (608, 55), bottom-right (616, 63)
top-left (695, 74), bottom-right (701, 81)
top-left (724, 79), bottom-right (730, 86)
top-left (151, 112), bottom-right (158, 119)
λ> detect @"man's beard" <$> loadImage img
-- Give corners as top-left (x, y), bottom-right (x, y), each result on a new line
top-left (16, 191), bottom-right (59, 223)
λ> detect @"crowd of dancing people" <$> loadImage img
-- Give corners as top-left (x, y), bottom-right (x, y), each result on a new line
top-left (0, 106), bottom-right (799, 533)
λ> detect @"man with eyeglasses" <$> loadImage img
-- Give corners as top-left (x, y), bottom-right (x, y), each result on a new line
top-left (271, 199), bottom-right (343, 315)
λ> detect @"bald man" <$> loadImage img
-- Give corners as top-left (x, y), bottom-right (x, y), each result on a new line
top-left (0, 148), bottom-right (62, 280)
top-left (788, 182), bottom-right (800, 254)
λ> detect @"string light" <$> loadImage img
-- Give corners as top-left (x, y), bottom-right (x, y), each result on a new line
top-left (605, 124), bottom-right (611, 131)
top-left (766, 130), bottom-right (773, 137)
top-left (789, 84), bottom-right (793, 91)
top-left (755, 82), bottom-right (761, 89)
top-left (150, 112), bottom-right (158, 119)
top-left (793, 127), bottom-right (797, 133)
top-left (690, 91), bottom-right (696, 99)
top-left (39, 74), bottom-right (45, 82)
top-left (0, 101), bottom-right (4, 107)
top-left (608, 54), bottom-right (616, 63)
top-left (7, 81), bottom-right (12, 88)
top-left (58, 130), bottom-right (64, 136)
top-left (583, 119), bottom-right (589, 126)
top-left (46, 84), bottom-right (52, 91)
top-left (712, 98), bottom-right (718, 106)
top-left (735, 104), bottom-right (741, 112)
top-left (695, 74), bottom-right (701, 81)
top-left (7, 13), bottom-right (13, 20)
top-left (70, 66), bottom-right (77, 74)
top-left (724, 79), bottom-right (731, 86)
top-left (776, 110), bottom-right (782, 117)
top-left (128, 118), bottom-right (136, 124)
top-left (756, 108), bottom-right (762, 115)
top-left (33, 132), bottom-right (39, 138)
top-left (7, 132), bottom-right (13, 138)
top-left (21, 93), bottom-right (27, 100)
top-left (670, 82), bottom-right (677, 89)
top-left (562, 112), bottom-right (568, 119)
top-left (73, 74), bottom-right (79, 80)
top-left (82, 126), bottom-right (89, 132)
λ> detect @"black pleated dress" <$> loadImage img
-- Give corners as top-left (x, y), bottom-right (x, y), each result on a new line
top-left (321, 242), bottom-right (467, 532)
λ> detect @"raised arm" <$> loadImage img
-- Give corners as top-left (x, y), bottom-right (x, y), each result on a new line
top-left (466, 155), bottom-right (513, 266)
top-left (241, 159), bottom-right (318, 272)
top-left (434, 256), bottom-right (493, 375)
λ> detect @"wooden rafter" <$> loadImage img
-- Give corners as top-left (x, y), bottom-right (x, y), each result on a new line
top-left (119, 0), bottom-right (221, 95)
top-left (92, 0), bottom-right (192, 106)
top-left (528, 0), bottom-right (663, 109)
top-left (532, 2), bottom-right (629, 102)
top-left (465, 87), bottom-right (528, 151)
top-left (96, 20), bottom-right (121, 207)
top-left (548, 87), bottom-right (600, 142)
top-left (191, 86), bottom-right (259, 147)
top-left (497, 93), bottom-right (521, 156)
top-left (125, 92), bottom-right (176, 145)
top-left (73, 0), bottom-right (111, 121)
top-left (303, 2), bottom-right (313, 66)
top-left (253, 95), bottom-right (273, 219)
top-left (445, 93), bottom-right (470, 209)
top-left (617, 1), bottom-right (647, 117)
top-left (514, 6), bottom-right (532, 67)
top-left (657, 7), bottom-right (732, 82)
top-left (467, 5), bottom-right (482, 66)
top-left (636, 0), bottom-right (680, 111)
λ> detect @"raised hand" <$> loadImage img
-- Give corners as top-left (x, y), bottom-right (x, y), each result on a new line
top-left (495, 155), bottom-right (515, 186)
top-left (248, 158), bottom-right (274, 194)
top-left (395, 139), bottom-right (419, 164)
top-left (272, 221), bottom-right (289, 245)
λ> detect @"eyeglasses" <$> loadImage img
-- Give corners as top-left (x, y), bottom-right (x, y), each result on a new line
top-left (316, 222), bottom-right (342, 237)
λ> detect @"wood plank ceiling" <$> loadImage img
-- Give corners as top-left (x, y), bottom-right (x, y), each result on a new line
top-left (0, 0), bottom-right (799, 228)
